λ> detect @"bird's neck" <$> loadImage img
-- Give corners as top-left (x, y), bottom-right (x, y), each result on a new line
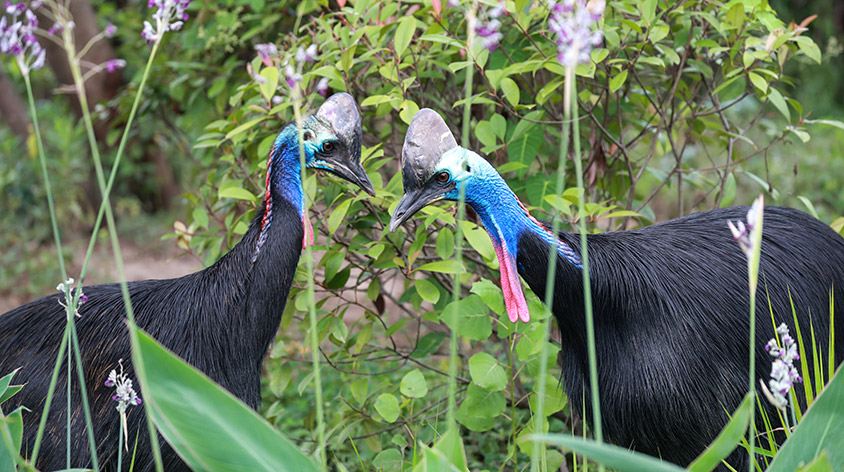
top-left (255, 124), bottom-right (314, 260)
top-left (203, 128), bottom-right (308, 375)
top-left (465, 176), bottom-right (580, 323)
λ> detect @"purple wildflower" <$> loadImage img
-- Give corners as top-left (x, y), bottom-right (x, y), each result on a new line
top-left (104, 22), bottom-right (117, 38)
top-left (316, 77), bottom-right (329, 96)
top-left (548, 0), bottom-right (605, 67)
top-left (284, 64), bottom-right (302, 89)
top-left (295, 44), bottom-right (318, 63)
top-left (271, 95), bottom-right (283, 105)
top-left (141, 0), bottom-right (191, 44)
top-left (475, 2), bottom-right (504, 51)
top-left (104, 58), bottom-right (126, 73)
top-left (106, 360), bottom-right (142, 411)
top-left (0, 2), bottom-right (45, 75)
top-left (255, 42), bottom-right (277, 67)
top-left (728, 196), bottom-right (764, 258)
top-left (763, 323), bottom-right (802, 410)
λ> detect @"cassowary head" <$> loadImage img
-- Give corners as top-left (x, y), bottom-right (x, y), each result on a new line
top-left (390, 108), bottom-right (539, 323)
top-left (301, 92), bottom-right (374, 195)
top-left (390, 108), bottom-right (500, 231)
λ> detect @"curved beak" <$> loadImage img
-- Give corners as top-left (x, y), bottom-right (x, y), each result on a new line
top-left (389, 188), bottom-right (444, 231)
top-left (321, 159), bottom-right (375, 196)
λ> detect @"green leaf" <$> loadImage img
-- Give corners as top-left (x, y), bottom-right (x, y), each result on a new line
top-left (794, 36), bottom-right (822, 64)
top-left (441, 295), bottom-right (492, 341)
top-left (455, 384), bottom-right (506, 432)
top-left (769, 366), bottom-right (844, 470)
top-left (219, 185), bottom-right (256, 201)
top-left (528, 376), bottom-right (568, 416)
top-left (0, 407), bottom-right (23, 471)
top-left (460, 221), bottom-right (495, 261)
top-left (415, 278), bottom-right (440, 304)
top-left (609, 70), bottom-right (628, 93)
top-left (373, 448), bottom-right (403, 471)
top-left (0, 370), bottom-right (21, 404)
top-left (259, 66), bottom-right (279, 103)
top-left (687, 393), bottom-right (752, 472)
top-left (400, 369), bottom-right (428, 398)
top-left (797, 196), bottom-right (820, 219)
top-left (468, 352), bottom-right (507, 392)
top-left (749, 72), bottom-right (768, 94)
top-left (225, 118), bottom-right (265, 141)
top-left (768, 88), bottom-right (791, 122)
top-left (394, 17), bottom-right (415, 59)
top-left (328, 198), bottom-right (353, 234)
top-left (374, 393), bottom-right (401, 423)
top-left (805, 119), bottom-right (844, 131)
top-left (130, 328), bottom-right (317, 472)
top-left (417, 260), bottom-right (464, 274)
top-left (411, 332), bottom-right (447, 359)
top-left (530, 434), bottom-right (685, 472)
top-left (500, 78), bottom-right (520, 106)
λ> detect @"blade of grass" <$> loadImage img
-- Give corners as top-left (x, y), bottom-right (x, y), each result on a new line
top-left (531, 31), bottom-right (574, 472)
top-left (447, 0), bottom-right (476, 431)
top-left (570, 69), bottom-right (603, 450)
top-left (292, 83), bottom-right (326, 469)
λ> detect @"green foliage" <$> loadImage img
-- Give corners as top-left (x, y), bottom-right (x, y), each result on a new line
top-left (768, 366), bottom-right (844, 470)
top-left (130, 327), bottom-right (317, 471)
top-left (3, 0), bottom-right (844, 470)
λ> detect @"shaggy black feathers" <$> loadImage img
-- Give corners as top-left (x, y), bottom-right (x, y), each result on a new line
top-left (0, 193), bottom-right (302, 471)
top-left (517, 206), bottom-right (844, 467)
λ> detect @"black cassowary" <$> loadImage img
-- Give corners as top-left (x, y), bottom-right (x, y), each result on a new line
top-left (0, 93), bottom-right (373, 471)
top-left (389, 109), bottom-right (844, 467)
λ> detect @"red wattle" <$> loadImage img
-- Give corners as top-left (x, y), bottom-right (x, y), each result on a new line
top-left (494, 243), bottom-right (530, 323)
top-left (302, 214), bottom-right (315, 249)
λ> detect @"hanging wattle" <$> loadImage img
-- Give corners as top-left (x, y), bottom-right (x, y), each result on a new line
top-left (493, 240), bottom-right (531, 323)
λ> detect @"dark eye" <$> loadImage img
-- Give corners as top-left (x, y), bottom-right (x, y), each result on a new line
top-left (322, 141), bottom-right (335, 153)
top-left (303, 130), bottom-right (315, 141)
top-left (435, 171), bottom-right (450, 183)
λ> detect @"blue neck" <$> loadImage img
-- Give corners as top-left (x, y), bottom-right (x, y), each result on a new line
top-left (269, 124), bottom-right (306, 216)
top-left (463, 174), bottom-right (582, 269)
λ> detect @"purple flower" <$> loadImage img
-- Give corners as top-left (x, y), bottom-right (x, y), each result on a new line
top-left (106, 359), bottom-right (142, 412)
top-left (104, 22), bottom-right (117, 38)
top-left (763, 323), bottom-right (802, 410)
top-left (728, 196), bottom-right (764, 259)
top-left (284, 64), bottom-right (302, 89)
top-left (475, 3), bottom-right (505, 51)
top-left (271, 95), bottom-right (283, 105)
top-left (548, 0), bottom-right (605, 67)
top-left (316, 77), bottom-right (329, 96)
top-left (295, 44), bottom-right (318, 63)
top-left (104, 58), bottom-right (126, 73)
top-left (255, 42), bottom-right (277, 66)
top-left (0, 2), bottom-right (45, 75)
top-left (141, 0), bottom-right (191, 44)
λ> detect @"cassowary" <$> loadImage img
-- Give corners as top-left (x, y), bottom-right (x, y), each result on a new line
top-left (0, 93), bottom-right (373, 471)
top-left (389, 109), bottom-right (844, 467)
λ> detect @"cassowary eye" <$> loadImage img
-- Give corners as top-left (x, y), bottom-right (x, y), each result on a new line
top-left (435, 171), bottom-right (450, 184)
top-left (322, 141), bottom-right (335, 153)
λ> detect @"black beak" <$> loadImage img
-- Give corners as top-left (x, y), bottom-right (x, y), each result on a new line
top-left (389, 188), bottom-right (444, 231)
top-left (324, 159), bottom-right (375, 196)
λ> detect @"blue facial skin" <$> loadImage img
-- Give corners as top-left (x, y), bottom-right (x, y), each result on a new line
top-left (270, 120), bottom-right (337, 218)
top-left (439, 149), bottom-right (582, 270)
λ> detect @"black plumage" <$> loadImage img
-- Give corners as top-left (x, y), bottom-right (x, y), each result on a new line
top-left (517, 206), bottom-right (844, 467)
top-left (0, 93), bottom-right (371, 470)
top-left (390, 109), bottom-right (844, 468)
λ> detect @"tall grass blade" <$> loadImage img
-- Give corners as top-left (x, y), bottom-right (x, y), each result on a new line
top-left (529, 434), bottom-right (684, 472)
top-left (789, 291), bottom-right (815, 405)
top-left (687, 393), bottom-right (753, 472)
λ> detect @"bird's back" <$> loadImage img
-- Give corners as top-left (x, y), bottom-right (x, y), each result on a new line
top-left (518, 206), bottom-right (844, 466)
